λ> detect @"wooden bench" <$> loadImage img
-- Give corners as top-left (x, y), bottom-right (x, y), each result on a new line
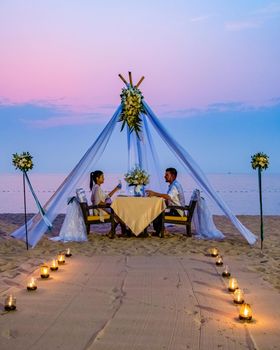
top-left (79, 202), bottom-right (116, 236)
top-left (161, 199), bottom-right (197, 238)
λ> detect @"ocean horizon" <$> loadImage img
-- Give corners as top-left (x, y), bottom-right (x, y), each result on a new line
top-left (0, 173), bottom-right (279, 215)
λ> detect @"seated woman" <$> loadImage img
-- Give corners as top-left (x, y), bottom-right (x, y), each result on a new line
top-left (90, 170), bottom-right (126, 237)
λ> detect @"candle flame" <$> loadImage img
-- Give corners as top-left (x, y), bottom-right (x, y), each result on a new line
top-left (6, 295), bottom-right (15, 307)
top-left (28, 277), bottom-right (36, 287)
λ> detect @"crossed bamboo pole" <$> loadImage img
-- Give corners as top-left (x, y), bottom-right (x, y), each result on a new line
top-left (118, 72), bottom-right (145, 88)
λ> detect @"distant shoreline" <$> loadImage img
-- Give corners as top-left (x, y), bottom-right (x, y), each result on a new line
top-left (0, 173), bottom-right (279, 215)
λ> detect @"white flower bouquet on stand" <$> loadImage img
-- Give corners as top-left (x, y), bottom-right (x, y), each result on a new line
top-left (251, 152), bottom-right (269, 250)
top-left (12, 152), bottom-right (34, 249)
top-left (12, 152), bottom-right (52, 249)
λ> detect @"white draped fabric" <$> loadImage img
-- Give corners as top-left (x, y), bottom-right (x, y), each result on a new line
top-left (51, 198), bottom-right (87, 242)
top-left (12, 101), bottom-right (257, 247)
top-left (191, 189), bottom-right (224, 240)
top-left (143, 101), bottom-right (256, 245)
top-left (12, 106), bottom-right (121, 247)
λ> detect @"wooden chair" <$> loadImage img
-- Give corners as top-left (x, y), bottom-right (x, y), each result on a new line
top-left (161, 199), bottom-right (197, 238)
top-left (79, 202), bottom-right (116, 237)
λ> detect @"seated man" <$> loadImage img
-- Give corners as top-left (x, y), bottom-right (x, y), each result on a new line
top-left (146, 167), bottom-right (185, 236)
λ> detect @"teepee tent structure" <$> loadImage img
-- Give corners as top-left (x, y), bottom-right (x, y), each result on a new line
top-left (12, 73), bottom-right (257, 247)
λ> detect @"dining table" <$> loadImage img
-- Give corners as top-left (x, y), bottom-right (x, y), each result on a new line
top-left (111, 196), bottom-right (166, 236)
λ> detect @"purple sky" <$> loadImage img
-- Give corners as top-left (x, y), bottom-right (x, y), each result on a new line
top-left (1, 1), bottom-right (279, 174)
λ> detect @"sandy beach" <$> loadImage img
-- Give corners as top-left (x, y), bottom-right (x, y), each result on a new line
top-left (0, 214), bottom-right (280, 349)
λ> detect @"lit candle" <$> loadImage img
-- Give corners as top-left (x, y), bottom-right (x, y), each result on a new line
top-left (228, 277), bottom-right (238, 292)
top-left (57, 252), bottom-right (66, 265)
top-left (215, 255), bottom-right (223, 266)
top-left (50, 259), bottom-right (59, 271)
top-left (222, 265), bottom-right (231, 278)
top-left (4, 295), bottom-right (16, 311)
top-left (40, 264), bottom-right (50, 279)
top-left (210, 248), bottom-right (219, 257)
top-left (27, 277), bottom-right (37, 291)
top-left (239, 303), bottom-right (252, 321)
top-left (65, 248), bottom-right (72, 257)
top-left (233, 288), bottom-right (244, 304)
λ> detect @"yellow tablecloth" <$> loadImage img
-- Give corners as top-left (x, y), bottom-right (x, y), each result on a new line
top-left (111, 197), bottom-right (166, 236)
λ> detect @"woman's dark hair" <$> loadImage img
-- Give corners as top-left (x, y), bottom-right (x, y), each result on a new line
top-left (90, 170), bottom-right (103, 190)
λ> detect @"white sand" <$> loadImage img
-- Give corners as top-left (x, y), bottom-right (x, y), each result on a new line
top-left (0, 215), bottom-right (280, 349)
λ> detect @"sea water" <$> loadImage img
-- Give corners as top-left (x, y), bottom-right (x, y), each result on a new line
top-left (0, 173), bottom-right (279, 215)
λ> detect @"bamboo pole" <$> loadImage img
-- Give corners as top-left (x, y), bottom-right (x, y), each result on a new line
top-left (258, 167), bottom-right (264, 250)
top-left (23, 172), bottom-right (29, 250)
top-left (118, 74), bottom-right (129, 87)
top-left (128, 71), bottom-right (133, 87)
top-left (135, 76), bottom-right (145, 88)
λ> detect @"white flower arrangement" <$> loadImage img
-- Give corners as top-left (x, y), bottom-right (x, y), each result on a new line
top-left (12, 152), bottom-right (34, 172)
top-left (124, 166), bottom-right (150, 186)
top-left (251, 152), bottom-right (269, 170)
top-left (119, 86), bottom-right (146, 138)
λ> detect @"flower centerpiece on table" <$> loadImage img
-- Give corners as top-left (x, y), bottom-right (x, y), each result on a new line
top-left (12, 151), bottom-right (33, 172)
top-left (119, 86), bottom-right (146, 138)
top-left (124, 166), bottom-right (150, 196)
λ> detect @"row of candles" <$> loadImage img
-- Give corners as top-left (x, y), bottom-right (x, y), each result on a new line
top-left (4, 248), bottom-right (72, 311)
top-left (210, 247), bottom-right (253, 321)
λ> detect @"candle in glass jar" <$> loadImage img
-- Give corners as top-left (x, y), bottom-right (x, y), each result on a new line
top-left (27, 277), bottom-right (37, 291)
top-left (215, 255), bottom-right (223, 266)
top-left (50, 259), bottom-right (59, 271)
top-left (65, 248), bottom-right (72, 257)
top-left (233, 288), bottom-right (244, 304)
top-left (239, 303), bottom-right (252, 321)
top-left (228, 277), bottom-right (238, 292)
top-left (57, 253), bottom-right (65, 264)
top-left (222, 265), bottom-right (231, 278)
top-left (40, 264), bottom-right (50, 279)
top-left (4, 295), bottom-right (16, 311)
top-left (210, 248), bottom-right (219, 257)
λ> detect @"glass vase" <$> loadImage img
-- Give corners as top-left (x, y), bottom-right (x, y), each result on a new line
top-left (134, 185), bottom-right (145, 197)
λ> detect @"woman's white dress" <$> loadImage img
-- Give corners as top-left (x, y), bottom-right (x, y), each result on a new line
top-left (91, 184), bottom-right (111, 221)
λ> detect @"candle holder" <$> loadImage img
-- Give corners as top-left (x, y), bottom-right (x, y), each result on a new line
top-left (57, 252), bottom-right (66, 265)
top-left (239, 303), bottom-right (252, 321)
top-left (222, 265), bottom-right (231, 278)
top-left (228, 277), bottom-right (238, 292)
top-left (215, 255), bottom-right (223, 266)
top-left (50, 259), bottom-right (59, 271)
top-left (210, 248), bottom-right (219, 257)
top-left (4, 295), bottom-right (16, 311)
top-left (65, 248), bottom-right (72, 257)
top-left (40, 264), bottom-right (50, 279)
top-left (233, 288), bottom-right (244, 304)
top-left (27, 277), bottom-right (37, 291)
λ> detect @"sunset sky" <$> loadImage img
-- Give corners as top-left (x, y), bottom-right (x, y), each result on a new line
top-left (1, 0), bottom-right (279, 174)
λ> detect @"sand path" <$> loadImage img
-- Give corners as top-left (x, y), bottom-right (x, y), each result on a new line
top-left (1, 254), bottom-right (279, 350)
